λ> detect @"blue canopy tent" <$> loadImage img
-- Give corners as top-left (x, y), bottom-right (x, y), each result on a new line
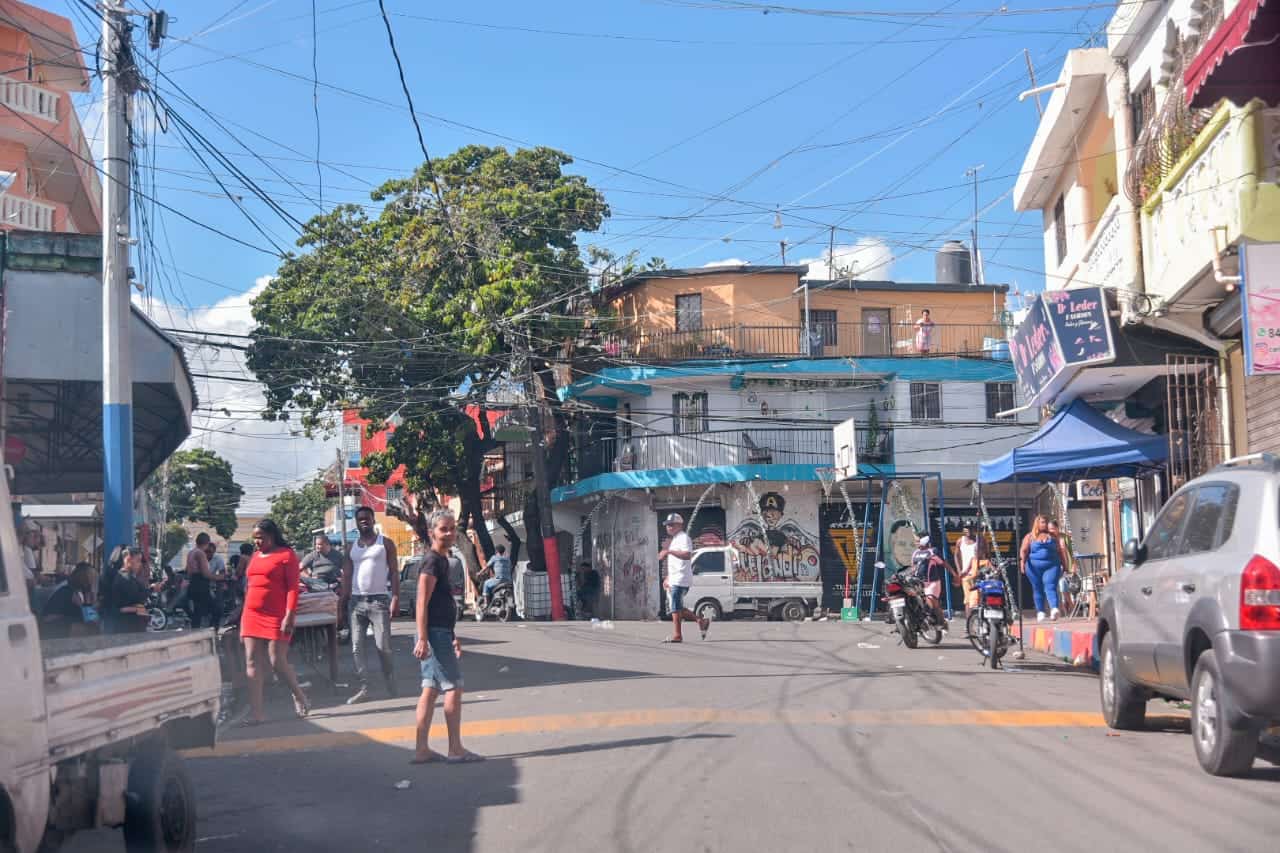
top-left (978, 398), bottom-right (1168, 485)
top-left (976, 399), bottom-right (1169, 639)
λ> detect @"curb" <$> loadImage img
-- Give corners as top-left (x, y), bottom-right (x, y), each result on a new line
top-left (1011, 622), bottom-right (1099, 671)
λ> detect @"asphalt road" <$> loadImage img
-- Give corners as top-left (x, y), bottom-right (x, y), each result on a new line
top-left (65, 617), bottom-right (1279, 853)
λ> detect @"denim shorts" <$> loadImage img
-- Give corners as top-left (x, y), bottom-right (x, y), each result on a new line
top-left (668, 584), bottom-right (689, 613)
top-left (420, 628), bottom-right (463, 692)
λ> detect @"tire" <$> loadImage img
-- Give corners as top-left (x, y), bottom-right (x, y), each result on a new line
top-left (694, 599), bottom-right (723, 622)
top-left (897, 615), bottom-right (918, 649)
top-left (780, 599), bottom-right (808, 622)
top-left (124, 746), bottom-right (196, 853)
top-left (496, 594), bottom-right (513, 623)
top-left (966, 611), bottom-right (986, 655)
top-left (148, 608), bottom-right (168, 632)
top-left (921, 622), bottom-right (943, 646)
top-left (1099, 632), bottom-right (1147, 730)
top-left (1191, 652), bottom-right (1260, 777)
top-left (987, 620), bottom-right (1000, 669)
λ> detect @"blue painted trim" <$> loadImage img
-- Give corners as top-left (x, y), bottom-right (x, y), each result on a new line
top-left (561, 357), bottom-right (1017, 400)
top-left (102, 402), bottom-right (134, 551)
top-left (578, 395), bottom-right (620, 410)
top-left (552, 461), bottom-right (897, 503)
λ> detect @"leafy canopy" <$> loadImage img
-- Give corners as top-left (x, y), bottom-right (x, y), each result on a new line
top-left (150, 449), bottom-right (244, 539)
top-left (268, 477), bottom-right (331, 549)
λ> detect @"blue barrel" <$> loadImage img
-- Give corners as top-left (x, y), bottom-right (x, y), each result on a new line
top-left (984, 337), bottom-right (1011, 361)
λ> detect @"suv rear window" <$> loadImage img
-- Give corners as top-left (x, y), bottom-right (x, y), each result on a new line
top-left (1181, 483), bottom-right (1240, 555)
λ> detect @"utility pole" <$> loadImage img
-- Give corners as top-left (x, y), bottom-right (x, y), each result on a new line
top-left (335, 448), bottom-right (349, 550)
top-left (965, 164), bottom-right (984, 286)
top-left (101, 1), bottom-right (137, 556)
top-left (524, 350), bottom-right (565, 620)
top-left (779, 240), bottom-right (788, 265)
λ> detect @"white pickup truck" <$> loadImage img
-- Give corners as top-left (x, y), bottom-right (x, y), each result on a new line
top-left (0, 474), bottom-right (221, 852)
top-left (685, 546), bottom-right (822, 622)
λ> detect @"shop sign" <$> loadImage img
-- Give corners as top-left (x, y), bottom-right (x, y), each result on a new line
top-left (1242, 242), bottom-right (1280, 376)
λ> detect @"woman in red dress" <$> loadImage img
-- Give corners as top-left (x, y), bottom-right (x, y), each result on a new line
top-left (240, 519), bottom-right (309, 723)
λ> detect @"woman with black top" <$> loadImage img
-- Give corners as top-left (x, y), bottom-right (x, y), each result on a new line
top-left (39, 562), bottom-right (99, 639)
top-left (112, 547), bottom-right (156, 634)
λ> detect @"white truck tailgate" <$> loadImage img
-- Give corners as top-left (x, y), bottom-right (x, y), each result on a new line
top-left (41, 631), bottom-right (221, 760)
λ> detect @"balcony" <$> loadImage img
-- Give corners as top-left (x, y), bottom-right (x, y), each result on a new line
top-left (575, 425), bottom-right (894, 480)
top-left (0, 78), bottom-right (59, 122)
top-left (602, 322), bottom-right (1008, 363)
top-left (0, 193), bottom-right (56, 231)
top-left (1077, 195), bottom-right (1126, 290)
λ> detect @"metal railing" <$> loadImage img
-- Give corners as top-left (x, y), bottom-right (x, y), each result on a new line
top-left (576, 425), bottom-right (894, 478)
top-left (0, 77), bottom-right (59, 122)
top-left (604, 322), bottom-right (1008, 362)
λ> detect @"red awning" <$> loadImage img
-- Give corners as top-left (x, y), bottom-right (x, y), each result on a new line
top-left (1185, 0), bottom-right (1280, 110)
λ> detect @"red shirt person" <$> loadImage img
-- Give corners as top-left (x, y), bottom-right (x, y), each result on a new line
top-left (239, 519), bottom-right (309, 725)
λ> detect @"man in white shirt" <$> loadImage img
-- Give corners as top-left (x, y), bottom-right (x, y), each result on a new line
top-left (658, 513), bottom-right (709, 643)
top-left (341, 506), bottom-right (400, 704)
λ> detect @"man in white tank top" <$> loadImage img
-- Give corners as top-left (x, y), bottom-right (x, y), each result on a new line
top-left (341, 506), bottom-right (400, 704)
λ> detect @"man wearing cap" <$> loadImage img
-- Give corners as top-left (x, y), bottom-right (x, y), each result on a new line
top-left (659, 513), bottom-right (709, 643)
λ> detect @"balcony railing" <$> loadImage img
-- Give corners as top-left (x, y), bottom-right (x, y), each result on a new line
top-left (576, 426), bottom-right (894, 479)
top-left (0, 193), bottom-right (55, 231)
top-left (603, 322), bottom-right (1008, 362)
top-left (0, 77), bottom-right (59, 122)
top-left (481, 479), bottom-right (531, 519)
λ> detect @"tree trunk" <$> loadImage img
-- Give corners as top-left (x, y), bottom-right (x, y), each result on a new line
top-left (495, 512), bottom-right (522, 564)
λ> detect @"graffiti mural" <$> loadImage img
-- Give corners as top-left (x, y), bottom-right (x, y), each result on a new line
top-left (612, 509), bottom-right (655, 619)
top-left (728, 490), bottom-right (820, 581)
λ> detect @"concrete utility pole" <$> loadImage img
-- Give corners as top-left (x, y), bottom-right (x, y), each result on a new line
top-left (525, 354), bottom-right (565, 620)
top-left (965, 164), bottom-right (985, 287)
top-left (100, 1), bottom-right (136, 556)
top-left (336, 448), bottom-right (349, 549)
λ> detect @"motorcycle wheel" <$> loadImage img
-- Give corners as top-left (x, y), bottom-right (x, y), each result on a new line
top-left (148, 608), bottom-right (168, 632)
top-left (921, 618), bottom-right (943, 645)
top-left (497, 594), bottom-right (513, 623)
top-left (897, 615), bottom-right (918, 649)
top-left (965, 611), bottom-right (986, 655)
top-left (987, 620), bottom-right (1001, 669)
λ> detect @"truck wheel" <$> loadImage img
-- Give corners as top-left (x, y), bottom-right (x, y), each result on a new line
top-left (694, 599), bottom-right (723, 622)
top-left (780, 599), bottom-right (808, 622)
top-left (1192, 652), bottom-right (1259, 777)
top-left (124, 747), bottom-right (196, 853)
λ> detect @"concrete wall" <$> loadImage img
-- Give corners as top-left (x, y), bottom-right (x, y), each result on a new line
top-left (593, 499), bottom-right (658, 620)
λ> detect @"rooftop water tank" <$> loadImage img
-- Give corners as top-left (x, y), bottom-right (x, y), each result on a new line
top-left (935, 240), bottom-right (972, 285)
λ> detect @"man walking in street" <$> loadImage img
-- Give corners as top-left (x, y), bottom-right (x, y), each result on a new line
top-left (659, 513), bottom-right (708, 643)
top-left (302, 533), bottom-right (343, 584)
top-left (342, 506), bottom-right (399, 704)
top-left (185, 532), bottom-right (217, 629)
top-left (412, 508), bottom-right (482, 764)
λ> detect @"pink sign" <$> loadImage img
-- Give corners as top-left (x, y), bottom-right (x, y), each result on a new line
top-left (1243, 243), bottom-right (1280, 376)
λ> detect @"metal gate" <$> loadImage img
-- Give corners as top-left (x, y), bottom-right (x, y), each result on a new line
top-left (1166, 355), bottom-right (1225, 490)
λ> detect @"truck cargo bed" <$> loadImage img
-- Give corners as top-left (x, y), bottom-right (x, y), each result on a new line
top-left (41, 630), bottom-right (221, 760)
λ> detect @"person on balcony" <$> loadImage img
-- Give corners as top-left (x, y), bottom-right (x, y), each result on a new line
top-left (913, 309), bottom-right (935, 354)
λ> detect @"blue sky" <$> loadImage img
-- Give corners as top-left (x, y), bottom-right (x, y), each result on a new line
top-left (60, 1), bottom-right (1115, 507)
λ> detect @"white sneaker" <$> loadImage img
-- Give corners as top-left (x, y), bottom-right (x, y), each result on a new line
top-left (1050, 608), bottom-right (1060, 621)
top-left (1036, 611), bottom-right (1047, 623)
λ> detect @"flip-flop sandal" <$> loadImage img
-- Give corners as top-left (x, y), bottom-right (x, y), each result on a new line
top-left (410, 751), bottom-right (444, 765)
top-left (446, 751), bottom-right (485, 764)
top-left (662, 637), bottom-right (682, 644)
top-left (699, 618), bottom-right (710, 639)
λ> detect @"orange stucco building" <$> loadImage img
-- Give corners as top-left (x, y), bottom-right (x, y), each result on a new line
top-left (0, 1), bottom-right (100, 234)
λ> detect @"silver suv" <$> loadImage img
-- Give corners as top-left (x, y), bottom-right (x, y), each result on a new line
top-left (1097, 453), bottom-right (1280, 776)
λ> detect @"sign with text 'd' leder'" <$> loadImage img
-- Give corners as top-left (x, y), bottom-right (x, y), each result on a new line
top-left (1010, 293), bottom-right (1065, 407)
top-left (1010, 286), bottom-right (1115, 409)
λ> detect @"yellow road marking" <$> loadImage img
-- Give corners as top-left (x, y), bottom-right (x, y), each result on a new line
top-left (185, 708), bottom-right (1134, 759)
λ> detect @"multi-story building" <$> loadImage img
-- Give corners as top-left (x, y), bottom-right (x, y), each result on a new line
top-left (544, 260), bottom-right (1037, 620)
top-left (0, 1), bottom-right (101, 234)
top-left (327, 409), bottom-right (414, 554)
top-left (1009, 0), bottom-right (1280, 562)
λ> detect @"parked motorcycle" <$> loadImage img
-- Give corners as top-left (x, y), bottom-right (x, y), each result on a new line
top-left (882, 563), bottom-right (944, 648)
top-left (474, 580), bottom-right (515, 623)
top-left (146, 590), bottom-right (191, 632)
top-left (966, 561), bottom-right (1015, 668)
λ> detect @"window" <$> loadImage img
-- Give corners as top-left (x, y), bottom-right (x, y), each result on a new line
top-left (385, 485), bottom-right (404, 504)
top-left (1144, 490), bottom-right (1193, 561)
top-left (619, 402), bottom-right (633, 442)
top-left (1053, 194), bottom-right (1067, 266)
top-left (985, 382), bottom-right (1016, 422)
top-left (693, 551), bottom-right (725, 575)
top-left (909, 382), bottom-right (941, 422)
top-left (675, 293), bottom-right (703, 332)
top-left (342, 423), bottom-right (363, 468)
top-left (810, 309), bottom-right (838, 348)
top-left (1130, 81), bottom-right (1154, 144)
top-left (25, 52), bottom-right (33, 81)
top-left (1181, 483), bottom-right (1239, 555)
top-left (673, 392), bottom-right (709, 434)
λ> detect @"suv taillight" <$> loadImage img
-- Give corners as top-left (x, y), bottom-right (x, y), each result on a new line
top-left (1240, 555), bottom-right (1280, 631)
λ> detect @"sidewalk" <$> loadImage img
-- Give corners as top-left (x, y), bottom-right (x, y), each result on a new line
top-left (1011, 614), bottom-right (1098, 669)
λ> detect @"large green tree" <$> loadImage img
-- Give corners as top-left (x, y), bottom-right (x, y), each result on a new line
top-left (247, 145), bottom-right (608, 568)
top-left (150, 448), bottom-right (244, 539)
top-left (268, 477), bottom-right (331, 549)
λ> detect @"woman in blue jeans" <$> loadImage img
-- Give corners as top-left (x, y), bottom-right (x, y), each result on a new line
top-left (1020, 515), bottom-right (1071, 622)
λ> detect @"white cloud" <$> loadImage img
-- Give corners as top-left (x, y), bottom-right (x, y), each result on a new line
top-left (139, 278), bottom-right (336, 515)
top-left (799, 237), bottom-right (895, 280)
top-left (701, 257), bottom-right (749, 268)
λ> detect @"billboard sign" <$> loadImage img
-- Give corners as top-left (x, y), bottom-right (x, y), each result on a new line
top-left (1010, 287), bottom-right (1116, 409)
top-left (1242, 242), bottom-right (1280, 376)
